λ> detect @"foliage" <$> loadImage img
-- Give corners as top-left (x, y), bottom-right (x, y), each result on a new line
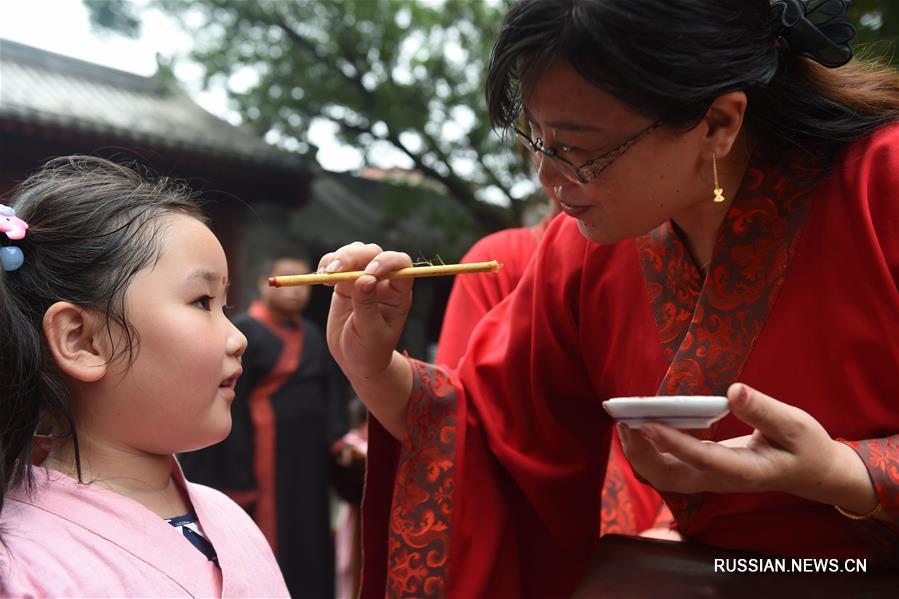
top-left (84, 0), bottom-right (142, 37)
top-left (88, 0), bottom-right (524, 234)
top-left (849, 0), bottom-right (899, 52)
top-left (849, 0), bottom-right (899, 62)
top-left (86, 0), bottom-right (897, 236)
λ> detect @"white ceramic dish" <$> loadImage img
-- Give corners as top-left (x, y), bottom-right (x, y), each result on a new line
top-left (603, 395), bottom-right (730, 429)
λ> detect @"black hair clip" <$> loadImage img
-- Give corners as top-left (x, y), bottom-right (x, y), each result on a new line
top-left (771, 0), bottom-right (855, 68)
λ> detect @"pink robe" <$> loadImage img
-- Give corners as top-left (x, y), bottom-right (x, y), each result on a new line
top-left (0, 461), bottom-right (288, 598)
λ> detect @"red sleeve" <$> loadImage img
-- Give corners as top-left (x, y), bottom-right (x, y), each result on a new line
top-left (438, 226), bottom-right (666, 538)
top-left (362, 217), bottom-right (665, 598)
top-left (861, 124), bottom-right (899, 290)
top-left (834, 124), bottom-right (899, 526)
top-left (600, 434), bottom-right (665, 535)
top-left (840, 437), bottom-right (899, 523)
top-left (435, 228), bottom-right (537, 368)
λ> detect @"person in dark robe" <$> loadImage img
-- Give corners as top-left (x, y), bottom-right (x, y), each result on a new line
top-left (180, 249), bottom-right (348, 599)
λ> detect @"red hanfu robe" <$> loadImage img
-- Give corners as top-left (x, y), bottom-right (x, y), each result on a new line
top-left (436, 224), bottom-right (544, 368)
top-left (435, 220), bottom-right (666, 536)
top-left (362, 124), bottom-right (899, 598)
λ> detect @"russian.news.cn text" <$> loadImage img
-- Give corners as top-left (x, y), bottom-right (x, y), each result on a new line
top-left (714, 558), bottom-right (867, 574)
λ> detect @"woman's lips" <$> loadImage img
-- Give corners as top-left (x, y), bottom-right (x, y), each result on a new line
top-left (559, 201), bottom-right (591, 218)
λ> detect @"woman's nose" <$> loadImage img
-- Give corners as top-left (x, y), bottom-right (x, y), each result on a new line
top-left (536, 152), bottom-right (570, 189)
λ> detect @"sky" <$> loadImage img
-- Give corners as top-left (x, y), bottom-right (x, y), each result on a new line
top-left (0, 0), bottom-right (375, 171)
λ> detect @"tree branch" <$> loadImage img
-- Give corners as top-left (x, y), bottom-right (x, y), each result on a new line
top-left (322, 111), bottom-right (509, 231)
top-left (266, 6), bottom-right (509, 230)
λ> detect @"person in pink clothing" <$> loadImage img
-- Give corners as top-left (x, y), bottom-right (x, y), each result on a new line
top-left (0, 156), bottom-right (289, 597)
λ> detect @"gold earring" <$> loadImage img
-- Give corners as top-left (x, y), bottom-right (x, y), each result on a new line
top-left (712, 154), bottom-right (725, 203)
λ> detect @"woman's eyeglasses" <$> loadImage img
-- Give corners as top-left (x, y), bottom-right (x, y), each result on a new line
top-left (513, 120), bottom-right (663, 184)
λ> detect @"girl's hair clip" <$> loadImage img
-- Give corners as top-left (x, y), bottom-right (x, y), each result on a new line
top-left (1, 204), bottom-right (29, 272)
top-left (1, 246), bottom-right (25, 272)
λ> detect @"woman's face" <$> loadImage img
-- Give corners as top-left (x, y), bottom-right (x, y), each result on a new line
top-left (523, 62), bottom-right (709, 244)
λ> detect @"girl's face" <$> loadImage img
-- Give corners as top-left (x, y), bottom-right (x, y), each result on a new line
top-left (89, 213), bottom-right (247, 456)
top-left (523, 62), bottom-right (708, 244)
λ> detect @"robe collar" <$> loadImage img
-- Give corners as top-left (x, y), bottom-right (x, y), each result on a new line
top-left (636, 148), bottom-right (822, 397)
top-left (249, 299), bottom-right (301, 330)
top-left (13, 459), bottom-right (223, 597)
top-left (634, 146), bottom-right (824, 532)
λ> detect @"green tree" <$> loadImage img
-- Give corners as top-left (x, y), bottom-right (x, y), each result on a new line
top-left (87, 0), bottom-right (525, 233)
top-left (86, 0), bottom-right (898, 236)
top-left (849, 0), bottom-right (899, 61)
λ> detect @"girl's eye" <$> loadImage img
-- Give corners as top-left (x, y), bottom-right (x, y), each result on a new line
top-left (192, 296), bottom-right (213, 310)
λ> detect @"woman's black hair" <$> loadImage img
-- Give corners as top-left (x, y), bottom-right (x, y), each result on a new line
top-left (0, 156), bottom-right (204, 529)
top-left (487, 0), bottom-right (899, 163)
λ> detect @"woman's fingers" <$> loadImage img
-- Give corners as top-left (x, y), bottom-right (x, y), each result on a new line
top-left (347, 275), bottom-right (411, 337)
top-left (320, 242), bottom-right (383, 288)
top-left (354, 251), bottom-right (413, 325)
top-left (617, 423), bottom-right (702, 492)
top-left (617, 385), bottom-right (833, 496)
top-left (320, 243), bottom-right (411, 273)
top-left (639, 424), bottom-right (767, 492)
top-left (726, 383), bottom-right (812, 452)
top-left (323, 245), bottom-right (413, 374)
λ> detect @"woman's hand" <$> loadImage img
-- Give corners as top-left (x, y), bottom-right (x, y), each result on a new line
top-left (617, 383), bottom-right (879, 514)
top-left (319, 243), bottom-right (415, 440)
top-left (320, 242), bottom-right (413, 380)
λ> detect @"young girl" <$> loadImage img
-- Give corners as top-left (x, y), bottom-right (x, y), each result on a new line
top-left (0, 156), bottom-right (289, 597)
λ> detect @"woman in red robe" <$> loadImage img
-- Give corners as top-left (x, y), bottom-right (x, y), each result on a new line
top-left (320, 1), bottom-right (899, 596)
top-left (435, 202), bottom-right (668, 538)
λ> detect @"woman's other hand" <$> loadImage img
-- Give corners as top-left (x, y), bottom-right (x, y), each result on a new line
top-left (617, 383), bottom-right (880, 516)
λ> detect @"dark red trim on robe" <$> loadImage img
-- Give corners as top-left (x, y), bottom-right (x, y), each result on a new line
top-left (245, 301), bottom-right (304, 556)
top-left (361, 360), bottom-right (457, 599)
top-left (636, 150), bottom-right (822, 533)
top-left (839, 436), bottom-right (899, 562)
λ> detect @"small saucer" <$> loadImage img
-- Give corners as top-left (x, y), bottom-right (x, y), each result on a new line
top-left (603, 395), bottom-right (729, 429)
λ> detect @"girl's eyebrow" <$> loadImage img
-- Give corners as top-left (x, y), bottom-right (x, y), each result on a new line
top-left (187, 270), bottom-right (225, 286)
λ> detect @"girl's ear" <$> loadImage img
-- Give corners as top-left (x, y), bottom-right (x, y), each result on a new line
top-left (42, 302), bottom-right (109, 383)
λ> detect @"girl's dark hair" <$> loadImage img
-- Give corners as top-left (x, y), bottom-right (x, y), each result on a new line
top-left (0, 155), bottom-right (204, 524)
top-left (487, 0), bottom-right (899, 163)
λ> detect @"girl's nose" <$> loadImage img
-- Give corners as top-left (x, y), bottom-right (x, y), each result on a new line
top-left (228, 322), bottom-right (248, 359)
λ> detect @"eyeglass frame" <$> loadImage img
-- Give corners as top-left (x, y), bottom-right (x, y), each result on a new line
top-left (513, 120), bottom-right (664, 184)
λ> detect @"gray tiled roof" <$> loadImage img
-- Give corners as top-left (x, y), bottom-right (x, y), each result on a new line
top-left (0, 39), bottom-right (303, 170)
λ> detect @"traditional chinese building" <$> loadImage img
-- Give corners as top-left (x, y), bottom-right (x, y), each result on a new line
top-left (0, 39), bottom-right (474, 358)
